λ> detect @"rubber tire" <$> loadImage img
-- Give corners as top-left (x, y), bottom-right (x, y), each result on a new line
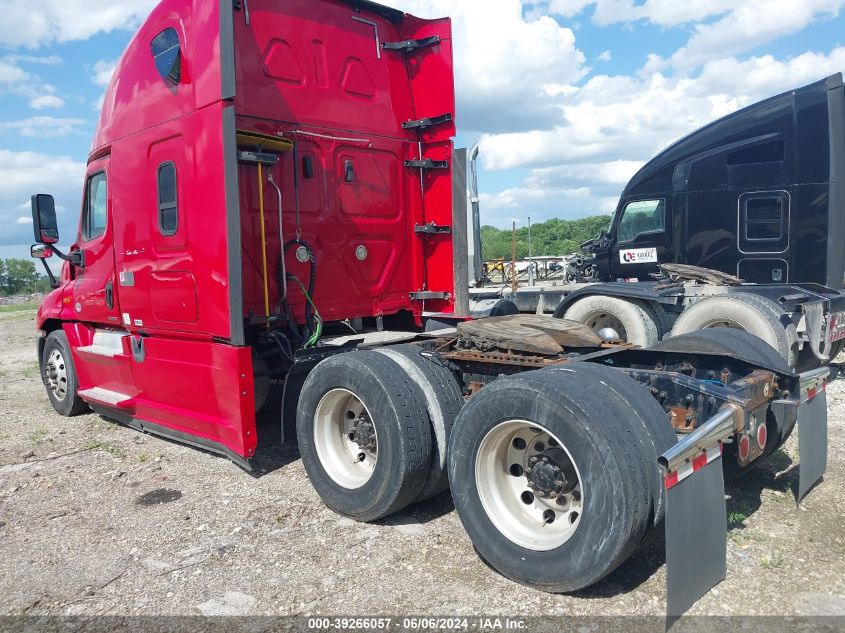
top-left (41, 330), bottom-right (89, 416)
top-left (558, 296), bottom-right (662, 347)
top-left (546, 362), bottom-right (677, 527)
top-left (448, 364), bottom-right (669, 592)
top-left (374, 344), bottom-right (464, 501)
top-left (296, 351), bottom-right (432, 521)
top-left (651, 328), bottom-right (792, 480)
top-left (669, 294), bottom-right (799, 367)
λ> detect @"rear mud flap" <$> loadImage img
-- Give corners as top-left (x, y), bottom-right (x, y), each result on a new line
top-left (798, 386), bottom-right (828, 503)
top-left (664, 445), bottom-right (727, 620)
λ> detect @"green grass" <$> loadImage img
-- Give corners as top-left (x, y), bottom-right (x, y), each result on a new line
top-left (727, 511), bottom-right (748, 528)
top-left (85, 439), bottom-right (126, 459)
top-left (29, 428), bottom-right (48, 444)
top-left (0, 302), bottom-right (39, 313)
top-left (21, 362), bottom-right (41, 379)
top-left (729, 529), bottom-right (767, 545)
top-left (761, 552), bottom-right (784, 569)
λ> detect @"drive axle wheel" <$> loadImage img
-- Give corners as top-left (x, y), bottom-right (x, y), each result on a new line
top-left (375, 344), bottom-right (464, 502)
top-left (297, 351), bottom-right (432, 522)
top-left (41, 330), bottom-right (88, 417)
top-left (556, 295), bottom-right (663, 347)
top-left (475, 421), bottom-right (583, 550)
top-left (449, 364), bottom-right (675, 592)
top-left (313, 389), bottom-right (379, 489)
top-left (668, 294), bottom-right (798, 366)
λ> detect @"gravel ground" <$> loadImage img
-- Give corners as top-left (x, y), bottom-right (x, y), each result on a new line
top-left (1, 308), bottom-right (844, 620)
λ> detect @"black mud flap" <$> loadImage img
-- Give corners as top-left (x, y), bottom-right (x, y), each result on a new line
top-left (798, 386), bottom-right (828, 503)
top-left (664, 445), bottom-right (727, 621)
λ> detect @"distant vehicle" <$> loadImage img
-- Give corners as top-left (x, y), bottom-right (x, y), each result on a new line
top-left (557, 75), bottom-right (845, 368)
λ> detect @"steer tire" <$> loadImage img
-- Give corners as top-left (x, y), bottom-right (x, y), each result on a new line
top-left (448, 364), bottom-right (666, 592)
top-left (669, 294), bottom-right (798, 367)
top-left (41, 331), bottom-right (89, 417)
top-left (374, 344), bottom-right (464, 501)
top-left (557, 296), bottom-right (662, 347)
top-left (296, 351), bottom-right (432, 521)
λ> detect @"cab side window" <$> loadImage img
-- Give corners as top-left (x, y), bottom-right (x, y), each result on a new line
top-left (157, 162), bottom-right (178, 236)
top-left (82, 172), bottom-right (107, 241)
top-left (617, 199), bottom-right (664, 242)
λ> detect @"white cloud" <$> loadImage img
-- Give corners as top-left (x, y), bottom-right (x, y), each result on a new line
top-left (542, 0), bottom-right (845, 71)
top-left (5, 54), bottom-right (62, 65)
top-left (28, 94), bottom-right (64, 109)
top-left (481, 47), bottom-right (845, 172)
top-left (378, 0), bottom-right (588, 132)
top-left (479, 185), bottom-right (617, 226)
top-left (0, 150), bottom-right (84, 246)
top-left (0, 58), bottom-right (29, 83)
top-left (0, 0), bottom-right (157, 48)
top-left (91, 59), bottom-right (116, 88)
top-left (596, 50), bottom-right (612, 62)
top-left (526, 160), bottom-right (644, 188)
top-left (0, 116), bottom-right (85, 138)
top-left (543, 0), bottom-right (735, 26)
top-left (16, 216), bottom-right (32, 225)
top-left (647, 0), bottom-right (845, 72)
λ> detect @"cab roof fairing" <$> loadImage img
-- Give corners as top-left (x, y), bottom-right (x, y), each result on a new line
top-left (621, 73), bottom-right (843, 198)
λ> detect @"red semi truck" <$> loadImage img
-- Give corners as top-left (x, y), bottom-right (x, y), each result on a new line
top-left (28, 0), bottom-right (830, 617)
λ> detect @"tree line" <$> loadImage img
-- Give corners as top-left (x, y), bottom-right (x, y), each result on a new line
top-left (481, 215), bottom-right (611, 261)
top-left (0, 258), bottom-right (51, 296)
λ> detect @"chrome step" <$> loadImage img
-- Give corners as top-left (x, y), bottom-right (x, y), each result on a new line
top-left (77, 330), bottom-right (126, 357)
top-left (77, 387), bottom-right (133, 408)
top-left (76, 344), bottom-right (122, 357)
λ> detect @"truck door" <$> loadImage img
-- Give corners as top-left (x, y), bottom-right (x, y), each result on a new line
top-left (609, 198), bottom-right (670, 281)
top-left (73, 157), bottom-right (120, 326)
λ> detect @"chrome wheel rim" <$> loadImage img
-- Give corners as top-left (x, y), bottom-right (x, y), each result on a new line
top-left (583, 311), bottom-right (625, 341)
top-left (44, 348), bottom-right (68, 401)
top-left (475, 420), bottom-right (584, 551)
top-left (313, 388), bottom-right (378, 489)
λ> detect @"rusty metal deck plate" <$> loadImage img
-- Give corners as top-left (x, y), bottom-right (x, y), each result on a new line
top-left (456, 314), bottom-right (602, 355)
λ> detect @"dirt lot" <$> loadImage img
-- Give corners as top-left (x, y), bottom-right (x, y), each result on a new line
top-left (1, 307), bottom-right (844, 620)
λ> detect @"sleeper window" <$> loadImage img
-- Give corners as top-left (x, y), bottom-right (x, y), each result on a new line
top-left (740, 193), bottom-right (788, 253)
top-left (157, 162), bottom-right (178, 236)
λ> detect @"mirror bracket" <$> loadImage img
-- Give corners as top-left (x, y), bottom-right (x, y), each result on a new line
top-left (39, 258), bottom-right (59, 290)
top-left (49, 245), bottom-right (85, 268)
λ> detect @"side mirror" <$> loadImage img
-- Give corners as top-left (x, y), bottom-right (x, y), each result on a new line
top-left (31, 244), bottom-right (53, 259)
top-left (31, 194), bottom-right (59, 244)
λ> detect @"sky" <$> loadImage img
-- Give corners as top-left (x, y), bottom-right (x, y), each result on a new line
top-left (1, 0), bottom-right (845, 261)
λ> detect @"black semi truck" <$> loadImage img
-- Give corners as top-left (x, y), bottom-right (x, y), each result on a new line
top-left (551, 74), bottom-right (845, 369)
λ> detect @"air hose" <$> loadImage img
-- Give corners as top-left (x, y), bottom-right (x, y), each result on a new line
top-left (278, 238), bottom-right (320, 346)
